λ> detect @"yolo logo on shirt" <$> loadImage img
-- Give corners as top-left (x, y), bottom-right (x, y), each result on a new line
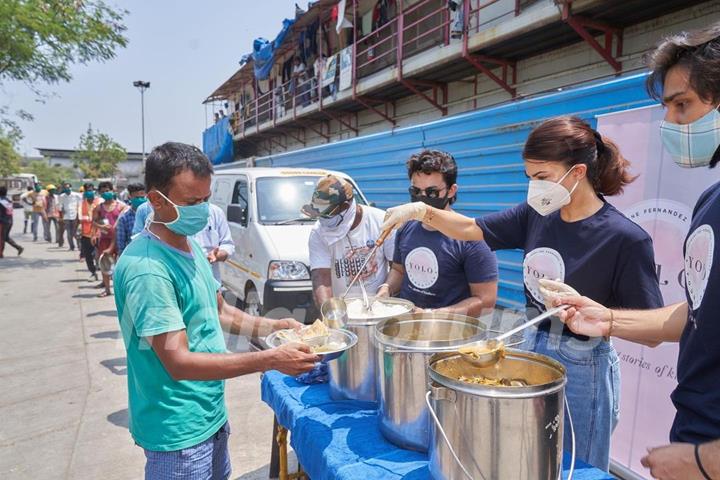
top-left (405, 247), bottom-right (439, 289)
top-left (523, 248), bottom-right (566, 305)
top-left (685, 225), bottom-right (714, 311)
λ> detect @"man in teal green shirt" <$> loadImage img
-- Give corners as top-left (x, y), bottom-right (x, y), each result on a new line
top-left (114, 142), bottom-right (319, 479)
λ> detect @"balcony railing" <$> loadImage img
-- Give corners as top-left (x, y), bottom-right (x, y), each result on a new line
top-left (231, 0), bottom-right (527, 138)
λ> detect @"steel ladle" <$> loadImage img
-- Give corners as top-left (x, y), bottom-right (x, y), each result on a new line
top-left (321, 228), bottom-right (393, 326)
top-left (459, 305), bottom-right (569, 368)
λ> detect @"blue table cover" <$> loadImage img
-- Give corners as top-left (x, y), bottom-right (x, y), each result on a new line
top-left (261, 371), bottom-right (615, 480)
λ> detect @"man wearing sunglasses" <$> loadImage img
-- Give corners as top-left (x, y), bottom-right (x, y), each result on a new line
top-left (377, 150), bottom-right (498, 316)
top-left (303, 174), bottom-right (395, 308)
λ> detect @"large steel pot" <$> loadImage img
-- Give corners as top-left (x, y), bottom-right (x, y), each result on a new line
top-left (327, 296), bottom-right (413, 402)
top-left (374, 313), bottom-right (487, 451)
top-left (427, 351), bottom-right (567, 480)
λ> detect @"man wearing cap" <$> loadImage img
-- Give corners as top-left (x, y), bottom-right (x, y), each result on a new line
top-left (303, 174), bottom-right (395, 308)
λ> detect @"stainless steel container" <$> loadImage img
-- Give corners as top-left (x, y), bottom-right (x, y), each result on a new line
top-left (374, 313), bottom-right (487, 451)
top-left (327, 297), bottom-right (413, 402)
top-left (427, 351), bottom-right (567, 480)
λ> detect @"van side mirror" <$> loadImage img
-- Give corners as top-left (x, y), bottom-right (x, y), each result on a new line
top-left (369, 201), bottom-right (376, 207)
top-left (227, 204), bottom-right (248, 226)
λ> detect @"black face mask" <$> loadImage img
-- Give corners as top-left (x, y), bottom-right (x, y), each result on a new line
top-left (411, 191), bottom-right (452, 210)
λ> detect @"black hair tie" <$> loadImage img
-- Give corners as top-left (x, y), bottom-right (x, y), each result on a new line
top-left (592, 130), bottom-right (606, 155)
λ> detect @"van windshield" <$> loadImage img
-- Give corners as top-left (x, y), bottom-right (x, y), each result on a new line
top-left (256, 176), bottom-right (366, 225)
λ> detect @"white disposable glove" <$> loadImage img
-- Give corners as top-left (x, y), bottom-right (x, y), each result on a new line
top-left (382, 202), bottom-right (428, 231)
top-left (538, 278), bottom-right (580, 310)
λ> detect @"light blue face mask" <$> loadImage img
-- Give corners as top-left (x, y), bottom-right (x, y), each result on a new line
top-left (150, 190), bottom-right (209, 236)
top-left (660, 106), bottom-right (720, 168)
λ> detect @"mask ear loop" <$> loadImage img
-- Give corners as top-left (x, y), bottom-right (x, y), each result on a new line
top-left (148, 190), bottom-right (180, 228)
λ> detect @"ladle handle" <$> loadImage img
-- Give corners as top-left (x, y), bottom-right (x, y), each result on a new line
top-left (376, 228), bottom-right (392, 247)
top-left (494, 305), bottom-right (568, 343)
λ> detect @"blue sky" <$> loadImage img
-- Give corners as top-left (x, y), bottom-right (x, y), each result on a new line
top-left (4, 0), bottom-right (298, 156)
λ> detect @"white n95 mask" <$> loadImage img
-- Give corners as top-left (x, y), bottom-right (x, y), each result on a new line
top-left (527, 167), bottom-right (579, 216)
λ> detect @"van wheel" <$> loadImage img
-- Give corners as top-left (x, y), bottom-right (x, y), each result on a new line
top-left (244, 286), bottom-right (262, 317)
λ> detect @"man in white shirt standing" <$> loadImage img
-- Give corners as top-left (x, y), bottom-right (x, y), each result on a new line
top-left (193, 203), bottom-right (235, 284)
top-left (303, 175), bottom-right (395, 308)
top-left (58, 182), bottom-right (83, 251)
top-left (20, 186), bottom-right (33, 234)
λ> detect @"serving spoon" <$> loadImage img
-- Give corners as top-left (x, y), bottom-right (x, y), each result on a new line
top-left (459, 305), bottom-right (569, 368)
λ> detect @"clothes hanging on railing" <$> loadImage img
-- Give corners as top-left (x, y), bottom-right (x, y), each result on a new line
top-left (282, 57), bottom-right (294, 84)
top-left (448, 0), bottom-right (464, 38)
top-left (372, 0), bottom-right (394, 31)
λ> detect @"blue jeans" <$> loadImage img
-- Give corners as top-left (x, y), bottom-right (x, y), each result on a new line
top-left (523, 328), bottom-right (620, 472)
top-left (144, 422), bottom-right (231, 480)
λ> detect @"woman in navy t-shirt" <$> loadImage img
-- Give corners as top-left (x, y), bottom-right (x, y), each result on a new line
top-left (382, 116), bottom-right (664, 471)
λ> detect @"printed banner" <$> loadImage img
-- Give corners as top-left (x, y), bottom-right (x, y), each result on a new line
top-left (322, 53), bottom-right (338, 89)
top-left (339, 46), bottom-right (352, 91)
top-left (599, 105), bottom-right (717, 478)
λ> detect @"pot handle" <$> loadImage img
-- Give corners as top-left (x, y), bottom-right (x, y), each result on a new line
top-left (425, 390), bottom-right (474, 480)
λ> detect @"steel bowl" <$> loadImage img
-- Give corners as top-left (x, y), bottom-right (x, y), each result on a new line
top-left (264, 328), bottom-right (358, 363)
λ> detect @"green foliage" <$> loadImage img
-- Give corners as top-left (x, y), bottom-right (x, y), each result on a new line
top-left (0, 0), bottom-right (128, 86)
top-left (0, 0), bottom-right (128, 136)
top-left (72, 125), bottom-right (126, 178)
top-left (22, 159), bottom-right (76, 186)
top-left (0, 134), bottom-right (21, 177)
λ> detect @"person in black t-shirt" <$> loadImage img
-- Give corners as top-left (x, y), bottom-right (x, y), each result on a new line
top-left (547, 24), bottom-right (720, 480)
top-left (376, 149), bottom-right (498, 316)
top-left (382, 117), bottom-right (664, 471)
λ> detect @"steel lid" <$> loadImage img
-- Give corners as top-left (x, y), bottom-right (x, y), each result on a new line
top-left (374, 312), bottom-right (487, 351)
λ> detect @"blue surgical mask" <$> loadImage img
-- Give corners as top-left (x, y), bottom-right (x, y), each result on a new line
top-left (130, 196), bottom-right (147, 211)
top-left (151, 190), bottom-right (209, 236)
top-left (660, 106), bottom-right (720, 168)
top-left (101, 191), bottom-right (114, 201)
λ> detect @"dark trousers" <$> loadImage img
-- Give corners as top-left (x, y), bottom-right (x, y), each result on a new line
top-left (80, 236), bottom-right (96, 274)
top-left (63, 219), bottom-right (77, 250)
top-left (57, 219), bottom-right (65, 247)
top-left (0, 221), bottom-right (22, 256)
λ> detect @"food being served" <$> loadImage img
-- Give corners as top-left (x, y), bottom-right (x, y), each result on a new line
top-left (346, 298), bottom-right (411, 319)
top-left (457, 375), bottom-right (528, 387)
top-left (458, 342), bottom-right (504, 360)
top-left (275, 319), bottom-right (347, 353)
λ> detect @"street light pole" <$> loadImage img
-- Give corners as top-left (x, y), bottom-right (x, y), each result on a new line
top-left (133, 80), bottom-right (151, 170)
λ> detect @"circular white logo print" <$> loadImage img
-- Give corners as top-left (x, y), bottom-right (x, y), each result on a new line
top-left (405, 247), bottom-right (439, 289)
top-left (685, 224), bottom-right (715, 311)
top-left (524, 248), bottom-right (566, 304)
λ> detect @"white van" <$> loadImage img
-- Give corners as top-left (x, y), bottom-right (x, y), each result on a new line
top-left (211, 167), bottom-right (370, 323)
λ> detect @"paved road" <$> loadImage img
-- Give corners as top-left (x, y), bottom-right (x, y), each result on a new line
top-left (0, 210), bottom-right (296, 479)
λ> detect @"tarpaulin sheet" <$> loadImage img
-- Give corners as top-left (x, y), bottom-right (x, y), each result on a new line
top-left (252, 18), bottom-right (295, 80)
top-left (202, 117), bottom-right (234, 165)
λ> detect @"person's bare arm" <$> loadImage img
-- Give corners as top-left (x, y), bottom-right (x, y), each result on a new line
top-left (641, 439), bottom-right (720, 480)
top-left (376, 263), bottom-right (404, 297)
top-left (148, 329), bottom-right (319, 381)
top-left (216, 293), bottom-right (302, 337)
top-left (311, 268), bottom-right (333, 308)
top-left (555, 297), bottom-right (689, 347)
top-left (435, 281), bottom-right (497, 317)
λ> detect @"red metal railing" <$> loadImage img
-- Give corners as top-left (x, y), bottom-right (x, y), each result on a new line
top-left (230, 0), bottom-right (532, 137)
top-left (355, 18), bottom-right (399, 78)
top-left (401, 0), bottom-right (450, 59)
